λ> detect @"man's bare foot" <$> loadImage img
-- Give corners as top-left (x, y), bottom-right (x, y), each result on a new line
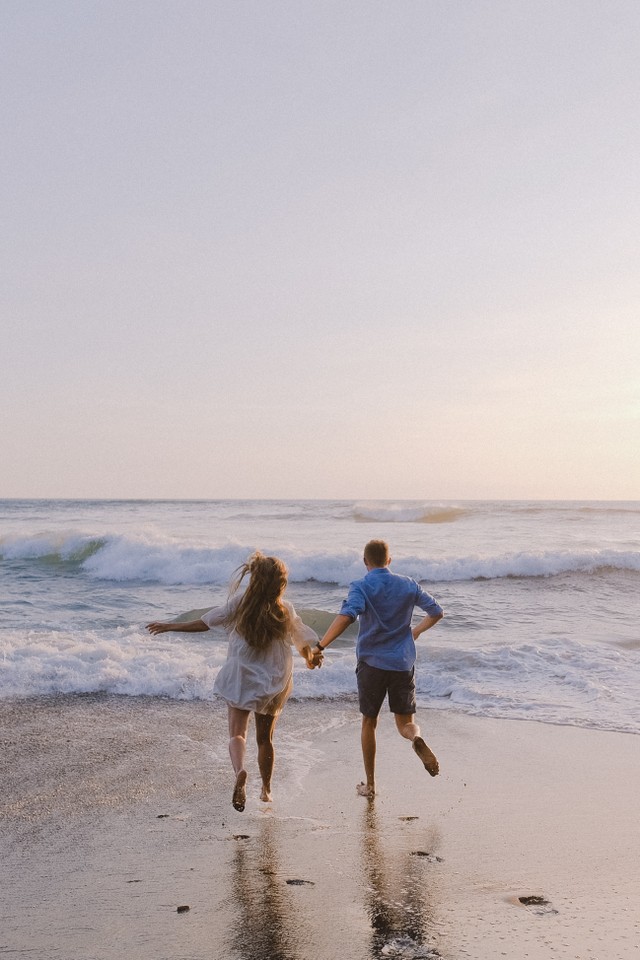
top-left (412, 736), bottom-right (439, 776)
top-left (356, 781), bottom-right (376, 798)
top-left (260, 786), bottom-right (273, 803)
top-left (232, 770), bottom-right (247, 811)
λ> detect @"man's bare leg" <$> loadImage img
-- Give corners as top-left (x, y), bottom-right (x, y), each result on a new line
top-left (255, 712), bottom-right (278, 802)
top-left (357, 715), bottom-right (378, 797)
top-left (228, 706), bottom-right (250, 810)
top-left (395, 713), bottom-right (439, 777)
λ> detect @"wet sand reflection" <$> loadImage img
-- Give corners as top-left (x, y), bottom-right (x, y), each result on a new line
top-left (361, 804), bottom-right (441, 960)
top-left (228, 819), bottom-right (302, 960)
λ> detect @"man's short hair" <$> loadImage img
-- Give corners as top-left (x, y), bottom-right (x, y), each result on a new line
top-left (364, 539), bottom-right (390, 567)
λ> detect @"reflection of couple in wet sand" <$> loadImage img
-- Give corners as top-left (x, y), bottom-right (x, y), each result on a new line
top-left (147, 539), bottom-right (443, 810)
top-left (229, 807), bottom-right (441, 960)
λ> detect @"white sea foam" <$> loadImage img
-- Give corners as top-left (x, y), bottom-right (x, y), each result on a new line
top-left (1, 627), bottom-right (637, 734)
top-left (410, 548), bottom-right (640, 581)
top-left (0, 627), bottom-right (228, 700)
top-left (415, 639), bottom-right (639, 733)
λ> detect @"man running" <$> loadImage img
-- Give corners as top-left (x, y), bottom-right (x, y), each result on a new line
top-left (313, 539), bottom-right (443, 797)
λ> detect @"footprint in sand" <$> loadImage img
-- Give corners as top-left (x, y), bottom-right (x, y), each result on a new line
top-left (285, 878), bottom-right (315, 886)
top-left (410, 851), bottom-right (444, 863)
top-left (518, 895), bottom-right (559, 916)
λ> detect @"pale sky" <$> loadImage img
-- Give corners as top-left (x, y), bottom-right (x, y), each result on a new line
top-left (2, 0), bottom-right (639, 500)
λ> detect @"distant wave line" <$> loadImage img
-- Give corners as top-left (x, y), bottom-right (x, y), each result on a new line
top-left (352, 502), bottom-right (468, 524)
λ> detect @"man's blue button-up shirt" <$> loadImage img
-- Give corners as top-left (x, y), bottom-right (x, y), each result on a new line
top-left (340, 566), bottom-right (443, 671)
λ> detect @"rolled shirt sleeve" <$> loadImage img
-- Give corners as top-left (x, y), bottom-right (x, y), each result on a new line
top-left (415, 585), bottom-right (443, 619)
top-left (339, 583), bottom-right (366, 622)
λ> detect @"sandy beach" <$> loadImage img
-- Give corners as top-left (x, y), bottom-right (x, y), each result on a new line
top-left (1, 694), bottom-right (638, 960)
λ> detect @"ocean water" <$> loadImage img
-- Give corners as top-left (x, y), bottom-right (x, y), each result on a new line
top-left (1, 498), bottom-right (638, 735)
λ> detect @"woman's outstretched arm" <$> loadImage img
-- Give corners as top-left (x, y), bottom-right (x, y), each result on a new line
top-left (146, 619), bottom-right (210, 635)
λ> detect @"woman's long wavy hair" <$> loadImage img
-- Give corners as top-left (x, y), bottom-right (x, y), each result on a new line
top-left (224, 552), bottom-right (289, 650)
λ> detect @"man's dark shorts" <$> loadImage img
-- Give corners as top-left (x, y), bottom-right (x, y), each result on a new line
top-left (356, 659), bottom-right (416, 717)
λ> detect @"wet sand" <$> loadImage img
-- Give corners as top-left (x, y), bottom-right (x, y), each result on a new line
top-left (1, 694), bottom-right (639, 960)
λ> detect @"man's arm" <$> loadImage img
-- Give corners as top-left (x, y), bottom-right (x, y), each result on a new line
top-left (320, 614), bottom-right (354, 649)
top-left (412, 611), bottom-right (443, 641)
top-left (306, 613), bottom-right (355, 667)
top-left (309, 582), bottom-right (363, 665)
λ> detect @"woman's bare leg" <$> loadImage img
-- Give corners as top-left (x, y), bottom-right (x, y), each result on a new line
top-left (228, 706), bottom-right (251, 810)
top-left (254, 712), bottom-right (278, 801)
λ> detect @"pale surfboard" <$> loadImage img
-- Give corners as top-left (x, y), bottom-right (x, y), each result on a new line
top-left (174, 606), bottom-right (359, 638)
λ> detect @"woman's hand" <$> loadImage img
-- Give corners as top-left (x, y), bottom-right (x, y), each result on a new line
top-left (300, 644), bottom-right (323, 669)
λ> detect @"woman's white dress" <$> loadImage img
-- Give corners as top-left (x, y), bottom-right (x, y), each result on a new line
top-left (202, 599), bottom-right (318, 715)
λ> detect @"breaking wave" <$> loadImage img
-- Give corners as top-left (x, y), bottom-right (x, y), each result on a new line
top-left (1, 532), bottom-right (639, 585)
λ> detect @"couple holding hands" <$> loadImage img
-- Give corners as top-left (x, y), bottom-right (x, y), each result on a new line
top-left (147, 539), bottom-right (443, 811)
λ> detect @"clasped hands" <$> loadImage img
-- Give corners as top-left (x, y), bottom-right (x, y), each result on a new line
top-left (305, 645), bottom-right (325, 669)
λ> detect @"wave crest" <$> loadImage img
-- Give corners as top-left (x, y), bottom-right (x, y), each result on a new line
top-left (2, 533), bottom-right (639, 585)
top-left (353, 501), bottom-right (467, 524)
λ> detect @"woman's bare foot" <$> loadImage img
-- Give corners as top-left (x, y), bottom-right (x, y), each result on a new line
top-left (412, 736), bottom-right (439, 776)
top-left (260, 785), bottom-right (273, 803)
top-left (356, 781), bottom-right (375, 799)
top-left (232, 769), bottom-right (247, 811)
